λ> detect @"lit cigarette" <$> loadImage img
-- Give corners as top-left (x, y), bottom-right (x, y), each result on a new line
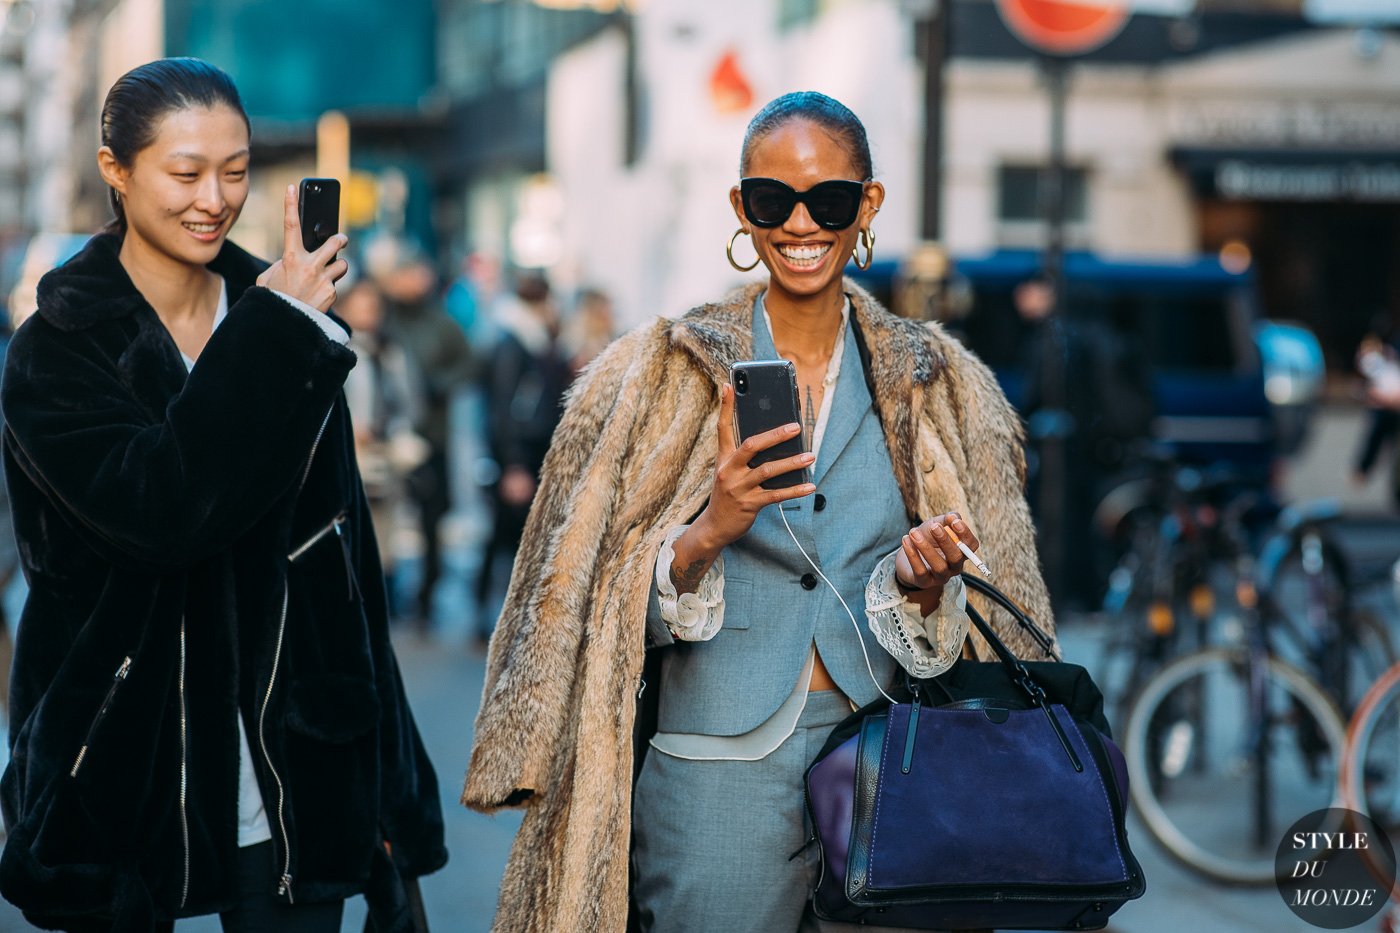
top-left (945, 527), bottom-right (991, 577)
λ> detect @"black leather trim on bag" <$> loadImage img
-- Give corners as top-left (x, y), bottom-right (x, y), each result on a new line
top-left (802, 575), bottom-right (1146, 931)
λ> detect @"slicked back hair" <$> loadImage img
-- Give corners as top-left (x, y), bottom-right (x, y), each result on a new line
top-left (739, 91), bottom-right (873, 181)
top-left (100, 58), bottom-right (249, 232)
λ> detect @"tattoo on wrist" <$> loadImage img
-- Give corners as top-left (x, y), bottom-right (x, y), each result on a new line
top-left (670, 557), bottom-right (711, 592)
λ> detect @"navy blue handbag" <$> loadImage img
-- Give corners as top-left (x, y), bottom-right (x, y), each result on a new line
top-left (803, 576), bottom-right (1146, 930)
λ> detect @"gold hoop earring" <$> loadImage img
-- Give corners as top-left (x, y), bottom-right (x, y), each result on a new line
top-left (727, 228), bottom-right (760, 273)
top-left (852, 227), bottom-right (876, 271)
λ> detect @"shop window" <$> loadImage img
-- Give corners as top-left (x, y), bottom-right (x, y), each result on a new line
top-left (998, 165), bottom-right (1088, 224)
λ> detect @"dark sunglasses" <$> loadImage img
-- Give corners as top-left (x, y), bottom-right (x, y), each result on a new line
top-left (739, 177), bottom-right (867, 230)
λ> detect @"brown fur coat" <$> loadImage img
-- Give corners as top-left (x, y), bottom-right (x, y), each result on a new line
top-left (462, 280), bottom-right (1055, 932)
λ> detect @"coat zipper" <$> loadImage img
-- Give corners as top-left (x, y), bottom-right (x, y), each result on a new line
top-left (259, 587), bottom-right (296, 902)
top-left (259, 405), bottom-right (335, 904)
top-left (179, 618), bottom-right (190, 908)
top-left (69, 655), bottom-right (132, 777)
top-left (287, 511), bottom-right (347, 562)
top-left (288, 510), bottom-right (361, 603)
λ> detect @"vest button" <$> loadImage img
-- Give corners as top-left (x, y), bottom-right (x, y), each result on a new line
top-left (814, 494), bottom-right (827, 512)
top-left (800, 573), bottom-right (818, 590)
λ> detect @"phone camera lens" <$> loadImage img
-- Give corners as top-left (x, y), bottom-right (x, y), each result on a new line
top-left (734, 371), bottom-right (748, 394)
top-left (309, 184), bottom-right (321, 194)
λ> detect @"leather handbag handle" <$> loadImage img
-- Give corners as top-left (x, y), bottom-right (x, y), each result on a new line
top-left (963, 575), bottom-right (1058, 661)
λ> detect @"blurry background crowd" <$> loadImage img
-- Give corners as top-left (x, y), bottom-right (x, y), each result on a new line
top-left (0, 0), bottom-right (1398, 929)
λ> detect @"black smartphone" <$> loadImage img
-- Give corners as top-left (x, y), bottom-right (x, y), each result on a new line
top-left (731, 359), bottom-right (810, 490)
top-left (297, 177), bottom-right (341, 253)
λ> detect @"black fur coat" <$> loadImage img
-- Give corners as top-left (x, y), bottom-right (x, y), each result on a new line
top-left (0, 234), bottom-right (447, 931)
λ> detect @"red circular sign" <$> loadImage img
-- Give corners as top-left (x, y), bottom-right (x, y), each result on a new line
top-left (995, 0), bottom-right (1130, 56)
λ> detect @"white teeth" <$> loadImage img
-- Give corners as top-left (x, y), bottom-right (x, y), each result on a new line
top-left (778, 244), bottom-right (830, 266)
top-left (183, 222), bottom-right (220, 233)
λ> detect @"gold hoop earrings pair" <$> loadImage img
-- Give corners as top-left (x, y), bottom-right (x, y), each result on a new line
top-left (853, 227), bottom-right (876, 271)
top-left (728, 225), bottom-right (875, 272)
top-left (728, 229), bottom-right (760, 272)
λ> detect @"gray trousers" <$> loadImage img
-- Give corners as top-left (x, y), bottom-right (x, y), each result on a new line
top-left (632, 690), bottom-right (909, 933)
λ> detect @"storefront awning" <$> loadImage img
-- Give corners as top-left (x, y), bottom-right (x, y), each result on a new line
top-left (1170, 147), bottom-right (1400, 202)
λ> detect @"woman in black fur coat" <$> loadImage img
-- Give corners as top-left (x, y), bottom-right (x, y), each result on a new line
top-left (0, 58), bottom-right (446, 932)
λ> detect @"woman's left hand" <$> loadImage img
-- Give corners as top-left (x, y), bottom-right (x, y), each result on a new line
top-left (895, 512), bottom-right (980, 592)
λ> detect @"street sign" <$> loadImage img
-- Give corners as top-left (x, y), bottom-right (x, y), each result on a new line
top-left (994, 0), bottom-right (1130, 56)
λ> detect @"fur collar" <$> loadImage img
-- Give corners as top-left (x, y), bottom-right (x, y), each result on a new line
top-left (667, 280), bottom-right (944, 390)
top-left (35, 232), bottom-right (267, 333)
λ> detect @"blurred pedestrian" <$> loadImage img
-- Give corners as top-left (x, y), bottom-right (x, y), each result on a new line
top-left (561, 285), bottom-right (617, 375)
top-left (0, 58), bottom-right (445, 931)
top-left (444, 251), bottom-right (501, 347)
top-left (463, 91), bottom-right (1050, 932)
top-left (339, 278), bottom-right (430, 620)
top-left (379, 254), bottom-right (475, 632)
top-left (1353, 331), bottom-right (1400, 507)
top-left (474, 273), bottom-right (573, 647)
top-left (1018, 275), bottom-right (1153, 609)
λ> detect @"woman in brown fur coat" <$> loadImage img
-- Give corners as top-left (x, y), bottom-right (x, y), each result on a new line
top-left (463, 93), bottom-right (1055, 932)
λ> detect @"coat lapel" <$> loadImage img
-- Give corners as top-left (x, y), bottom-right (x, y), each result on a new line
top-left (116, 307), bottom-right (193, 414)
top-left (812, 315), bottom-right (868, 485)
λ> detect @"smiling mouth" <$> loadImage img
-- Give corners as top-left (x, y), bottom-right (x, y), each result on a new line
top-left (182, 221), bottom-right (224, 235)
top-left (777, 243), bottom-right (831, 269)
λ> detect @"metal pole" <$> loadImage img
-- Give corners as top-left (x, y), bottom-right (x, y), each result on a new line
top-left (1038, 55), bottom-right (1069, 608)
top-left (919, 0), bottom-right (947, 241)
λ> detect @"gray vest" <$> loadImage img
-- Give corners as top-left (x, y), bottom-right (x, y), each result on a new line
top-left (652, 300), bottom-right (912, 736)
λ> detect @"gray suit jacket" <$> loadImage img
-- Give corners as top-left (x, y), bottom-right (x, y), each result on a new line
top-left (647, 300), bottom-right (913, 736)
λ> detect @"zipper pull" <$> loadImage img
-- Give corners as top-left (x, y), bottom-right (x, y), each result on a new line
top-left (333, 515), bottom-right (361, 603)
top-left (277, 872), bottom-right (294, 902)
top-left (900, 694), bottom-right (922, 775)
top-left (1039, 702), bottom-right (1084, 772)
top-left (788, 831), bottom-right (817, 861)
top-left (71, 656), bottom-right (135, 777)
top-left (1013, 666), bottom-right (1083, 771)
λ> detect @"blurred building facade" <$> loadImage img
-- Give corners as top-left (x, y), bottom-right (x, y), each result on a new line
top-left (0, 0), bottom-right (162, 236)
top-left (544, 0), bottom-right (1399, 371)
top-left (1, 0), bottom-right (1395, 369)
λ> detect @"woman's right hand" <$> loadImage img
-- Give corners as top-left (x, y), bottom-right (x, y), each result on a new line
top-left (692, 383), bottom-right (817, 550)
top-left (255, 183), bottom-right (349, 312)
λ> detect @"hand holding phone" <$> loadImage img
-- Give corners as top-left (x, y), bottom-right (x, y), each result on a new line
top-left (254, 182), bottom-right (349, 313)
top-left (688, 364), bottom-right (818, 553)
top-left (731, 360), bottom-right (811, 490)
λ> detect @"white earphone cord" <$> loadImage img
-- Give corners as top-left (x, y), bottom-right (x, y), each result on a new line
top-left (779, 507), bottom-right (897, 705)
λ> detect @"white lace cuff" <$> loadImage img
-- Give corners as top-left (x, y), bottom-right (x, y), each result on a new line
top-left (655, 525), bottom-right (725, 642)
top-left (865, 549), bottom-right (969, 679)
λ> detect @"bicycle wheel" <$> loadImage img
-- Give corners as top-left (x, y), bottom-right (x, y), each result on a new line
top-left (1342, 662), bottom-right (1400, 846)
top-left (1125, 647), bottom-right (1347, 885)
